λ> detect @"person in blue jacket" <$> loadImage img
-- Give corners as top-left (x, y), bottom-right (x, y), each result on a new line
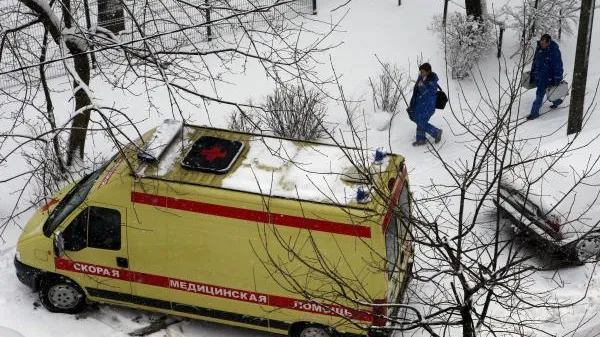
top-left (407, 63), bottom-right (442, 146)
top-left (527, 34), bottom-right (564, 120)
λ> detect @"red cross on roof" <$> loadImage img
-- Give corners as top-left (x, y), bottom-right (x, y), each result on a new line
top-left (199, 145), bottom-right (227, 161)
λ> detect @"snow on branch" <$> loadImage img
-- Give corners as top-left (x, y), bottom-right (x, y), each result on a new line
top-left (18, 0), bottom-right (62, 41)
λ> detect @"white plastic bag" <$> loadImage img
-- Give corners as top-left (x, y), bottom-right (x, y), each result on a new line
top-left (546, 81), bottom-right (569, 102)
top-left (521, 71), bottom-right (536, 90)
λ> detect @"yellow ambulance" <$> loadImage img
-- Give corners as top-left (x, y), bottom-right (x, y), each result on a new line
top-left (14, 120), bottom-right (413, 337)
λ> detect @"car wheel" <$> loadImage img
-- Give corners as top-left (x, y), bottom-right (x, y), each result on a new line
top-left (39, 275), bottom-right (86, 314)
top-left (573, 235), bottom-right (600, 264)
top-left (299, 325), bottom-right (330, 337)
top-left (290, 324), bottom-right (331, 337)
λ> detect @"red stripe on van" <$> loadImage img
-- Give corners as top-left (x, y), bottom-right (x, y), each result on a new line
top-left (130, 191), bottom-right (371, 238)
top-left (55, 258), bottom-right (373, 322)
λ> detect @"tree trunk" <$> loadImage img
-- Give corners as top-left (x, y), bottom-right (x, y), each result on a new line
top-left (66, 50), bottom-right (92, 166)
top-left (18, 0), bottom-right (94, 166)
top-left (568, 0), bottom-right (596, 135)
top-left (461, 299), bottom-right (476, 337)
top-left (465, 0), bottom-right (483, 20)
top-left (98, 0), bottom-right (125, 34)
top-left (61, 0), bottom-right (92, 165)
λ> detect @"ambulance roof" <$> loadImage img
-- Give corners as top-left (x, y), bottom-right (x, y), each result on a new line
top-left (131, 122), bottom-right (402, 208)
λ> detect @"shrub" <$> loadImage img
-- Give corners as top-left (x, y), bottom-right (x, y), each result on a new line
top-left (262, 84), bottom-right (327, 141)
top-left (227, 108), bottom-right (261, 133)
top-left (431, 13), bottom-right (495, 79)
top-left (369, 62), bottom-right (408, 113)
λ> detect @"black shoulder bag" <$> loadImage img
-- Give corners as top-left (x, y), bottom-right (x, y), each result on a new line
top-left (436, 84), bottom-right (448, 110)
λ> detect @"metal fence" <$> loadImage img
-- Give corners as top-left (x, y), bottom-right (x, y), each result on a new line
top-left (0, 0), bottom-right (315, 90)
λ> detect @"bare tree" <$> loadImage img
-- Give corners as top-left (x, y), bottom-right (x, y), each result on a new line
top-left (0, 0), bottom-right (337, 239)
top-left (0, 0), bottom-right (333, 163)
top-left (503, 0), bottom-right (579, 44)
top-left (249, 29), bottom-right (600, 337)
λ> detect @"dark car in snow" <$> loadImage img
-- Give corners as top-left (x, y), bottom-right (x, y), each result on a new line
top-left (495, 147), bottom-right (600, 265)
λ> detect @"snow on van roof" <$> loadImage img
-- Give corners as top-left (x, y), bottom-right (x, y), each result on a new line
top-left (137, 119), bottom-right (183, 163)
top-left (221, 136), bottom-right (389, 205)
top-left (135, 124), bottom-right (393, 206)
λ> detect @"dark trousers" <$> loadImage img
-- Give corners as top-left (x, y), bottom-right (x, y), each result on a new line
top-left (530, 81), bottom-right (564, 117)
top-left (415, 110), bottom-right (439, 141)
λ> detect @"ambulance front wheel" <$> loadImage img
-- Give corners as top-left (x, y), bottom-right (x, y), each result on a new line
top-left (289, 323), bottom-right (332, 337)
top-left (39, 275), bottom-right (86, 314)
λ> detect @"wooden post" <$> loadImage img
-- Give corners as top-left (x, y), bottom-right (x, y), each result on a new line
top-left (567, 0), bottom-right (596, 135)
top-left (205, 0), bottom-right (212, 41)
top-left (312, 0), bottom-right (317, 14)
top-left (443, 0), bottom-right (449, 25)
top-left (497, 26), bottom-right (504, 58)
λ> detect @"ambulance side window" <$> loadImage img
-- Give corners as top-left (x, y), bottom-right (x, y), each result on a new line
top-left (63, 210), bottom-right (88, 251)
top-left (385, 183), bottom-right (410, 277)
top-left (88, 207), bottom-right (121, 250)
top-left (385, 216), bottom-right (399, 277)
top-left (397, 184), bottom-right (410, 242)
top-left (62, 206), bottom-right (121, 251)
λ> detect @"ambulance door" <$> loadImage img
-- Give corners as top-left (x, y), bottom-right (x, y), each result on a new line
top-left (55, 203), bottom-right (131, 300)
top-left (127, 204), bottom-right (170, 304)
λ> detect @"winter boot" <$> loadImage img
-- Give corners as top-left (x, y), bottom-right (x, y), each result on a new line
top-left (435, 129), bottom-right (443, 144)
top-left (526, 114), bottom-right (539, 120)
top-left (412, 140), bottom-right (427, 147)
top-left (550, 99), bottom-right (564, 109)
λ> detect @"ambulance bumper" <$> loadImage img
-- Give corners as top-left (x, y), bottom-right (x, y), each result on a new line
top-left (14, 257), bottom-right (43, 291)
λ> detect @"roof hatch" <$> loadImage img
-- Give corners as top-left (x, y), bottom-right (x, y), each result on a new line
top-left (181, 136), bottom-right (244, 174)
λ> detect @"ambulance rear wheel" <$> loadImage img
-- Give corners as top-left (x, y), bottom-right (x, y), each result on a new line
top-left (290, 323), bottom-right (331, 337)
top-left (39, 275), bottom-right (86, 314)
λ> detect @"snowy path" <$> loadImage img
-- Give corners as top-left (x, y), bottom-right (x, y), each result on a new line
top-left (2, 0), bottom-right (600, 336)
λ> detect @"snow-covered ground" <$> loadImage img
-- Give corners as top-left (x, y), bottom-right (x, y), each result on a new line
top-left (2, 0), bottom-right (600, 336)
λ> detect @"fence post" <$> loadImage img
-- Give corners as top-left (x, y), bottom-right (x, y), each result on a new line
top-left (205, 0), bottom-right (212, 41)
top-left (312, 0), bottom-right (317, 15)
top-left (398, 0), bottom-right (401, 5)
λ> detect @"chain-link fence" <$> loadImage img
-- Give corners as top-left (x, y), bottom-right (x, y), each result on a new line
top-left (0, 0), bottom-right (315, 90)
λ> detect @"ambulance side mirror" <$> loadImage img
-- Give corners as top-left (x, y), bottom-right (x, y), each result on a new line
top-left (54, 231), bottom-right (65, 257)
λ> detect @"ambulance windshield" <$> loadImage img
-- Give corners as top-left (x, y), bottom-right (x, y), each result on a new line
top-left (43, 162), bottom-right (108, 237)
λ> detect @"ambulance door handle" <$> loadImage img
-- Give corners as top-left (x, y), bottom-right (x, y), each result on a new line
top-left (116, 257), bottom-right (129, 268)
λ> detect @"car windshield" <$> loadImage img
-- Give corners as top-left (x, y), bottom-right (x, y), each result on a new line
top-left (42, 162), bottom-right (110, 237)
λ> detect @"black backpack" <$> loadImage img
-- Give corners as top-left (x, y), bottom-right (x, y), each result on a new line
top-left (436, 84), bottom-right (448, 110)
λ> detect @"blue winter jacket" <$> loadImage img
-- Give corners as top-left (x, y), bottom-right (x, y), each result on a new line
top-left (530, 40), bottom-right (563, 86)
top-left (409, 72), bottom-right (439, 120)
